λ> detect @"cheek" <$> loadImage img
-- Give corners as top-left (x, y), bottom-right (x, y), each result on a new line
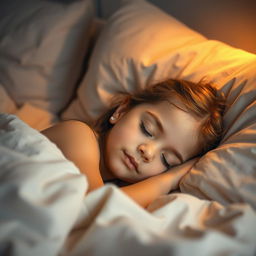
top-left (113, 121), bottom-right (140, 144)
top-left (110, 130), bottom-right (132, 148)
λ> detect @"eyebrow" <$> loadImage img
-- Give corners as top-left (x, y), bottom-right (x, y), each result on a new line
top-left (145, 111), bottom-right (184, 163)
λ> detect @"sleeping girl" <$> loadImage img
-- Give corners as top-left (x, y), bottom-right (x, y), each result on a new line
top-left (42, 79), bottom-right (225, 208)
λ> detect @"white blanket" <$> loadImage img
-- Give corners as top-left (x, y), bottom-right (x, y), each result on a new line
top-left (0, 114), bottom-right (256, 256)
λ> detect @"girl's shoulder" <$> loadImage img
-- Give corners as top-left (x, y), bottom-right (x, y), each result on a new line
top-left (43, 119), bottom-right (98, 142)
top-left (61, 119), bottom-right (96, 135)
top-left (42, 120), bottom-right (100, 164)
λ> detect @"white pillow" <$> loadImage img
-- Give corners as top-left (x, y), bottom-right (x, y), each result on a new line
top-left (0, 0), bottom-right (95, 114)
top-left (61, 0), bottom-right (206, 122)
top-left (180, 63), bottom-right (256, 208)
top-left (62, 0), bottom-right (256, 208)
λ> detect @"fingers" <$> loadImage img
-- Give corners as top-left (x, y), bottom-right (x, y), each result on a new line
top-left (161, 157), bottom-right (200, 193)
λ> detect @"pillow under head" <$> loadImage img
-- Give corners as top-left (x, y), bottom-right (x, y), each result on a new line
top-left (62, 0), bottom-right (256, 208)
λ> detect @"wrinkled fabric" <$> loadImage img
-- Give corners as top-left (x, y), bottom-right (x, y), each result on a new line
top-left (0, 114), bottom-right (87, 256)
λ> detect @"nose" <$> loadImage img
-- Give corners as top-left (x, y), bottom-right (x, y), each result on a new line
top-left (138, 143), bottom-right (155, 163)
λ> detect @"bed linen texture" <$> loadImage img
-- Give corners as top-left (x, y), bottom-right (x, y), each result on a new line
top-left (0, 114), bottom-right (256, 256)
top-left (0, 114), bottom-right (87, 256)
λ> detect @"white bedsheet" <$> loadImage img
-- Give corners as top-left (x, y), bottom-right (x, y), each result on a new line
top-left (0, 114), bottom-right (87, 255)
top-left (0, 114), bottom-right (256, 256)
top-left (62, 186), bottom-right (256, 256)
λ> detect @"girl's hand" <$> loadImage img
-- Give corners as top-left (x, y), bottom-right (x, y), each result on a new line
top-left (159, 157), bottom-right (199, 193)
top-left (120, 157), bottom-right (199, 208)
top-left (121, 157), bottom-right (199, 208)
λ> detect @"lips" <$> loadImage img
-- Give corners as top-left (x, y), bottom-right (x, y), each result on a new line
top-left (123, 151), bottom-right (139, 173)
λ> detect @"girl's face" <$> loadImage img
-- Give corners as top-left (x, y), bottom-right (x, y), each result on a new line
top-left (104, 100), bottom-right (201, 183)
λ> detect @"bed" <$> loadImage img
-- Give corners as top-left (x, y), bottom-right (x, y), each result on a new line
top-left (0, 0), bottom-right (256, 255)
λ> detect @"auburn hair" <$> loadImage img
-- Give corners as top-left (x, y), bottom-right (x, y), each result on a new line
top-left (94, 79), bottom-right (226, 155)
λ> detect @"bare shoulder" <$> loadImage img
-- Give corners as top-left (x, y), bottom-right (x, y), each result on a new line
top-left (42, 120), bottom-right (97, 145)
top-left (42, 120), bottom-right (100, 166)
top-left (43, 119), bottom-right (95, 134)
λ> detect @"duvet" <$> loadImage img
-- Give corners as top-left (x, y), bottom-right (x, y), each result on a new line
top-left (1, 114), bottom-right (256, 256)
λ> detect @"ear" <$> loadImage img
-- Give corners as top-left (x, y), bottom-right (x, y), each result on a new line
top-left (109, 98), bottom-right (130, 124)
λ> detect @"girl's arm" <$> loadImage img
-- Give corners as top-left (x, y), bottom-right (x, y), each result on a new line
top-left (121, 158), bottom-right (197, 208)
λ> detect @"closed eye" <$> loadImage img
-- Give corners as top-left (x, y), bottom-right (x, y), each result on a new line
top-left (161, 153), bottom-right (171, 170)
top-left (140, 121), bottom-right (153, 137)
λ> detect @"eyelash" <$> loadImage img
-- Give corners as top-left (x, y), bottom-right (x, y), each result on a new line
top-left (161, 153), bottom-right (171, 169)
top-left (140, 121), bottom-right (170, 169)
top-left (140, 121), bottom-right (153, 137)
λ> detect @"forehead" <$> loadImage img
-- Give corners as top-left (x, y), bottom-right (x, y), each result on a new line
top-left (139, 101), bottom-right (201, 160)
